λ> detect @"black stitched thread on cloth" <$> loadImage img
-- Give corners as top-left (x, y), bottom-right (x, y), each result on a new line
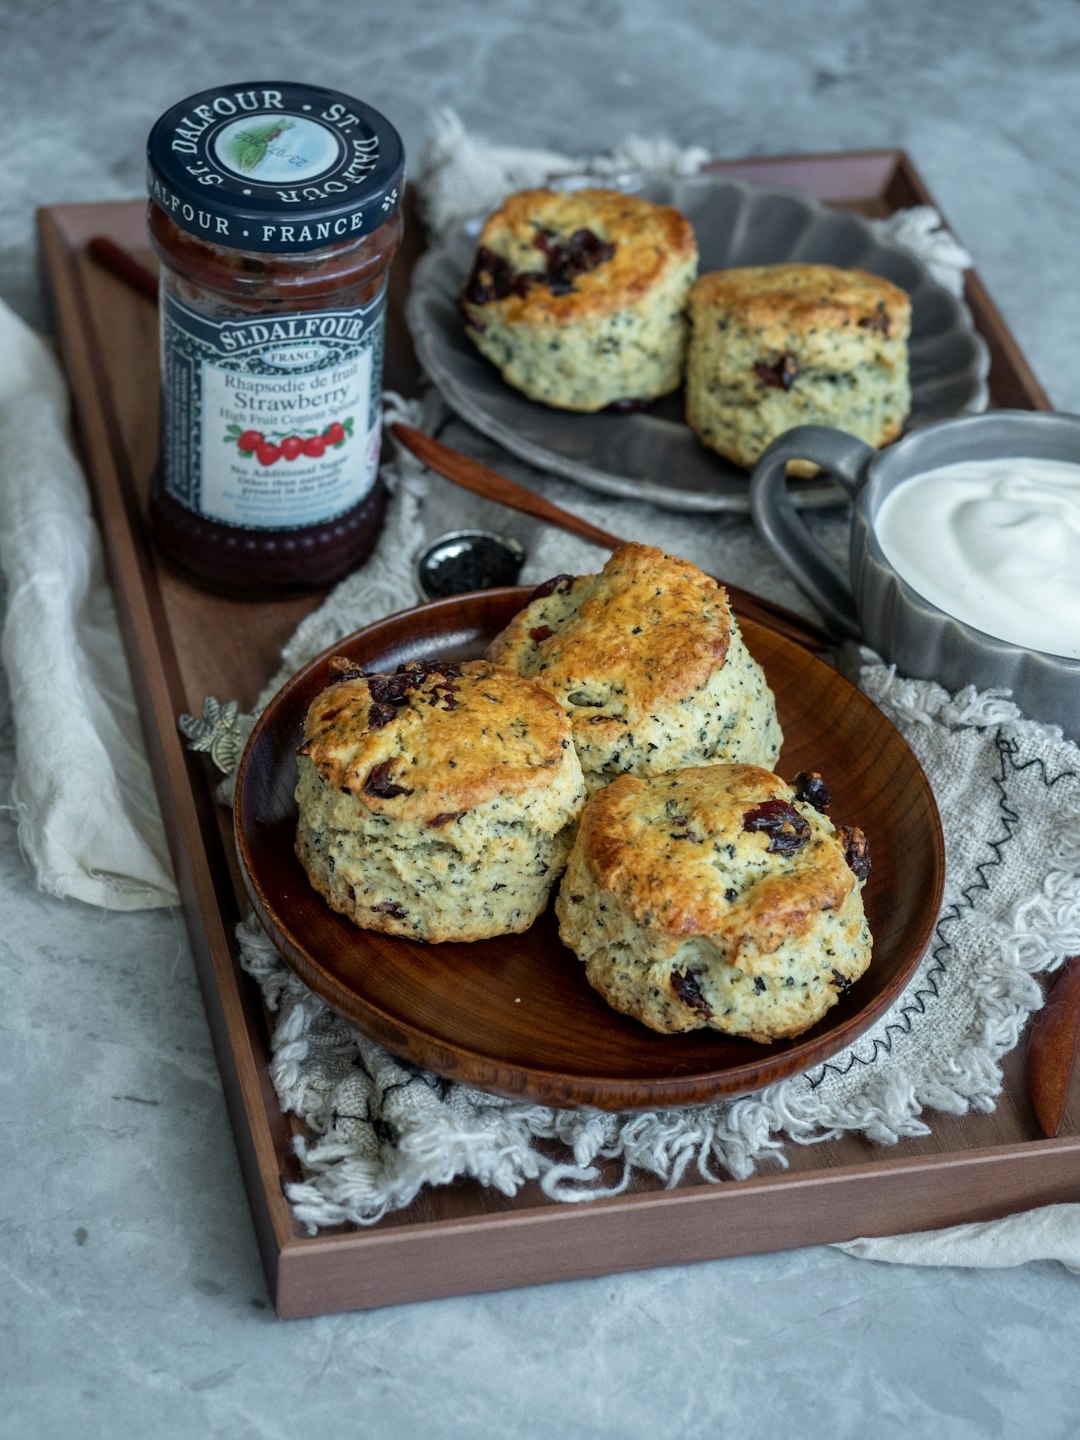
top-left (805, 727), bottom-right (1078, 1090)
top-left (330, 1101), bottom-right (399, 1147)
top-left (353, 1052), bottom-right (455, 1107)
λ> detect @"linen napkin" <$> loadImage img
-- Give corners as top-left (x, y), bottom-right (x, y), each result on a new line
top-left (836, 1207), bottom-right (1080, 1273)
top-left (0, 299), bottom-right (177, 908)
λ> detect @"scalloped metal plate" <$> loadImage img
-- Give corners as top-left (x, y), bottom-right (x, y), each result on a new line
top-left (405, 173), bottom-right (990, 513)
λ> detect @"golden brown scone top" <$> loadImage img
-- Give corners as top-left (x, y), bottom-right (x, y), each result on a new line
top-left (487, 543), bottom-right (732, 735)
top-left (691, 263), bottom-right (912, 342)
top-left (299, 657), bottom-right (574, 823)
top-left (575, 763), bottom-right (865, 959)
top-left (463, 188), bottom-right (698, 324)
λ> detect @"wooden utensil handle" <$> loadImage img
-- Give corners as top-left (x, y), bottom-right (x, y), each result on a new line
top-left (1027, 954), bottom-right (1080, 1138)
top-left (392, 422), bottom-right (834, 653)
top-left (87, 236), bottom-right (159, 301)
top-left (392, 424), bottom-right (626, 550)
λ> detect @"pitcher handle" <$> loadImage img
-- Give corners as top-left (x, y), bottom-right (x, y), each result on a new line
top-left (748, 425), bottom-right (876, 640)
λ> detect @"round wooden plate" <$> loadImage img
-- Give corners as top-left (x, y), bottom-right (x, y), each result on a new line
top-left (235, 588), bottom-right (945, 1111)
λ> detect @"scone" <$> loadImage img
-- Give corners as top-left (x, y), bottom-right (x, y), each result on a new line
top-left (487, 543), bottom-right (782, 792)
top-left (295, 656), bottom-right (586, 941)
top-left (685, 263), bottom-right (912, 469)
top-left (555, 763), bottom-right (873, 1042)
top-left (460, 187), bottom-right (699, 411)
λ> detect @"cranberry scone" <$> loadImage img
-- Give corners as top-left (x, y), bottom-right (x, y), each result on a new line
top-left (685, 263), bottom-right (911, 470)
top-left (556, 763), bottom-right (873, 1042)
top-left (460, 187), bottom-right (698, 411)
top-left (295, 656), bottom-right (586, 941)
top-left (487, 543), bottom-right (782, 793)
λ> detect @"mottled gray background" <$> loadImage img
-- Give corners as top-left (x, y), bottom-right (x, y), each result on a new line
top-left (2, 2), bottom-right (1079, 1437)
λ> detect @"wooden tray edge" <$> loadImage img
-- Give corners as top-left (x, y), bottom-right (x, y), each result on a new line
top-left (273, 1136), bottom-right (1080, 1318)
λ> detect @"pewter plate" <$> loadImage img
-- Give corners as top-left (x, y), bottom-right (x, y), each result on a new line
top-left (405, 173), bottom-right (991, 513)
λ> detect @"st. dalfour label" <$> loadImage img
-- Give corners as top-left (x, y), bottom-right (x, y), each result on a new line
top-left (160, 294), bottom-right (385, 530)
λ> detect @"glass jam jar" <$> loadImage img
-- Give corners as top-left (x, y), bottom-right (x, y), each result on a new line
top-left (146, 82), bottom-right (405, 592)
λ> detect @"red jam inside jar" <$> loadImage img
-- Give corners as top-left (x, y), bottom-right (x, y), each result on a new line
top-left (145, 83), bottom-right (405, 593)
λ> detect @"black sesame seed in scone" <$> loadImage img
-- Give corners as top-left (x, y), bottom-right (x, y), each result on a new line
top-left (555, 763), bottom-right (873, 1042)
top-left (486, 543), bottom-right (782, 792)
top-left (295, 657), bottom-right (586, 942)
top-left (685, 263), bottom-right (912, 471)
top-left (460, 187), bottom-right (699, 412)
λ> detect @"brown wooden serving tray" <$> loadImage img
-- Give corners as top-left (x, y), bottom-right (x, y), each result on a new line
top-left (38, 151), bottom-right (1076, 1320)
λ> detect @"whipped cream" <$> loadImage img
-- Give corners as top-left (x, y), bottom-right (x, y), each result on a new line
top-left (875, 456), bottom-right (1080, 660)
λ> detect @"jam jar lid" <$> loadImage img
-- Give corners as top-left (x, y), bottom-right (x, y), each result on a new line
top-left (147, 80), bottom-right (405, 253)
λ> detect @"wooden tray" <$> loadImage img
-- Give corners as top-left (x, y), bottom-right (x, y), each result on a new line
top-left (38, 150), bottom-right (1075, 1320)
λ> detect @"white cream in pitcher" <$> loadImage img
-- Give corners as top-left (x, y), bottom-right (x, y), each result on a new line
top-left (875, 456), bottom-right (1080, 659)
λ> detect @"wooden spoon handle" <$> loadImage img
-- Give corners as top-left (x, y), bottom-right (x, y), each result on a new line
top-left (392, 423), bottom-right (834, 653)
top-left (87, 236), bottom-right (159, 301)
top-left (392, 423), bottom-right (626, 551)
top-left (1027, 954), bottom-right (1080, 1138)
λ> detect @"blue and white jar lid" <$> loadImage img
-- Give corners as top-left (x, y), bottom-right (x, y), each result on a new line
top-left (147, 81), bottom-right (405, 253)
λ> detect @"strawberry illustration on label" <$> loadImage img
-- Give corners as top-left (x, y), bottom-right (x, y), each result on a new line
top-left (226, 417), bottom-right (354, 463)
